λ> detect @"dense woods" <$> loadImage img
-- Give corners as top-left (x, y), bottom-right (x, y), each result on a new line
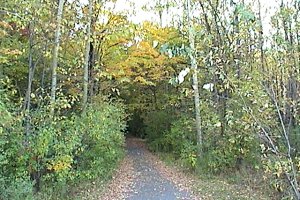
top-left (1, 0), bottom-right (300, 199)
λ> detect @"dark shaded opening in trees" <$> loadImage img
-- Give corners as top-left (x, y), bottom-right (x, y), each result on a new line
top-left (127, 109), bottom-right (146, 138)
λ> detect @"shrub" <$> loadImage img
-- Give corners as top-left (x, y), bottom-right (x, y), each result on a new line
top-left (146, 113), bottom-right (198, 169)
top-left (1, 93), bottom-right (127, 198)
top-left (0, 99), bottom-right (35, 200)
top-left (163, 117), bottom-right (197, 169)
top-left (75, 99), bottom-right (127, 180)
top-left (143, 109), bottom-right (175, 150)
top-left (0, 176), bottom-right (35, 200)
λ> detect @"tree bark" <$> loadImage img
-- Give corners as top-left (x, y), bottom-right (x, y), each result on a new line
top-left (89, 42), bottom-right (95, 100)
top-left (50, 0), bottom-right (65, 115)
top-left (258, 0), bottom-right (265, 73)
top-left (187, 0), bottom-right (202, 156)
top-left (23, 22), bottom-right (34, 140)
top-left (0, 61), bottom-right (3, 85)
top-left (82, 0), bottom-right (93, 113)
top-left (0, 31), bottom-right (4, 88)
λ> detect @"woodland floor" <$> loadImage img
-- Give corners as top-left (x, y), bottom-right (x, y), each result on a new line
top-left (73, 137), bottom-right (274, 200)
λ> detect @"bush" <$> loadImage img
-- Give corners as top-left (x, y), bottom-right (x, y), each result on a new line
top-left (74, 99), bottom-right (127, 180)
top-left (0, 99), bottom-right (35, 200)
top-left (0, 94), bottom-right (127, 198)
top-left (0, 176), bottom-right (35, 200)
top-left (146, 112), bottom-right (198, 169)
top-left (143, 109), bottom-right (175, 150)
top-left (30, 116), bottom-right (82, 186)
top-left (199, 79), bottom-right (270, 173)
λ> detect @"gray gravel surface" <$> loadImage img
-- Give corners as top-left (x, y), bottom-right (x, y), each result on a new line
top-left (126, 145), bottom-right (192, 200)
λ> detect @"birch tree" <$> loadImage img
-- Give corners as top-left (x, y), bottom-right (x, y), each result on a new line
top-left (186, 0), bottom-right (202, 156)
top-left (82, 0), bottom-right (93, 113)
top-left (50, 0), bottom-right (65, 114)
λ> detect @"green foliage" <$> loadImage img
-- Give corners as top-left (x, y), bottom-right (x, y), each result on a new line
top-left (146, 113), bottom-right (197, 169)
top-left (0, 93), bottom-right (127, 197)
top-left (30, 117), bottom-right (81, 185)
top-left (200, 78), bottom-right (267, 173)
top-left (0, 98), bottom-right (35, 200)
top-left (262, 156), bottom-right (299, 199)
top-left (75, 99), bottom-right (126, 180)
top-left (290, 126), bottom-right (300, 157)
top-left (0, 176), bottom-right (35, 200)
top-left (143, 110), bottom-right (175, 149)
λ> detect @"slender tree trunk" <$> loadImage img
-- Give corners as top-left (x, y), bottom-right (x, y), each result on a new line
top-left (187, 0), bottom-right (202, 156)
top-left (40, 41), bottom-right (48, 94)
top-left (0, 38), bottom-right (3, 89)
top-left (50, 0), bottom-right (65, 114)
top-left (234, 4), bottom-right (241, 79)
top-left (82, 0), bottom-right (93, 113)
top-left (24, 22), bottom-right (34, 140)
top-left (89, 42), bottom-right (95, 100)
top-left (159, 10), bottom-right (163, 27)
top-left (157, 0), bottom-right (163, 27)
top-left (41, 60), bottom-right (46, 92)
top-left (23, 22), bottom-right (43, 192)
top-left (258, 0), bottom-right (265, 73)
top-left (0, 61), bottom-right (3, 85)
top-left (269, 87), bottom-right (300, 199)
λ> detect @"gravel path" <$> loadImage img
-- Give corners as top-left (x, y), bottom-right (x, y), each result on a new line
top-left (100, 137), bottom-right (199, 200)
top-left (126, 141), bottom-right (192, 200)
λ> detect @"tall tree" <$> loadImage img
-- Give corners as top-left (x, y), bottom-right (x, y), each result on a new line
top-left (82, 0), bottom-right (93, 113)
top-left (23, 22), bottom-right (34, 140)
top-left (186, 0), bottom-right (202, 156)
top-left (50, 0), bottom-right (65, 114)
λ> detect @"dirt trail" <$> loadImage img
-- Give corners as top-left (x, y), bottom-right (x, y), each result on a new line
top-left (100, 137), bottom-right (200, 200)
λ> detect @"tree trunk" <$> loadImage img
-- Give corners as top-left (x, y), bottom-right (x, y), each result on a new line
top-left (50, 0), bottom-right (65, 115)
top-left (0, 36), bottom-right (3, 89)
top-left (0, 61), bottom-right (3, 85)
top-left (23, 22), bottom-right (34, 140)
top-left (234, 5), bottom-right (241, 79)
top-left (89, 42), bottom-right (95, 100)
top-left (258, 0), bottom-right (265, 73)
top-left (82, 0), bottom-right (93, 113)
top-left (187, 0), bottom-right (202, 156)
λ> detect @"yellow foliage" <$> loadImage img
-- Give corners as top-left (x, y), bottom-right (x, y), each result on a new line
top-left (0, 29), bottom-right (7, 37)
top-left (141, 21), bottom-right (177, 43)
top-left (0, 49), bottom-right (22, 64)
top-left (0, 49), bottom-right (22, 56)
top-left (47, 155), bottom-right (73, 172)
top-left (297, 159), bottom-right (300, 170)
top-left (0, 21), bottom-right (12, 30)
top-left (134, 76), bottom-right (148, 84)
top-left (131, 41), bottom-right (159, 58)
top-left (96, 17), bottom-right (180, 86)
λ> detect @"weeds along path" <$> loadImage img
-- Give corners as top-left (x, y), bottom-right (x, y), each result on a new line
top-left (100, 137), bottom-right (200, 200)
